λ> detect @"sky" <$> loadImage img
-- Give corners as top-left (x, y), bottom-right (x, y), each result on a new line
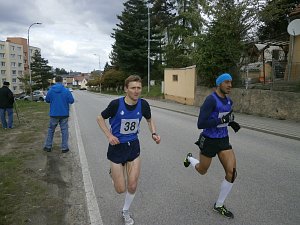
top-left (0, 0), bottom-right (125, 73)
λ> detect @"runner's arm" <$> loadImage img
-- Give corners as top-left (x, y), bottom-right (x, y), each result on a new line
top-left (97, 100), bottom-right (120, 145)
top-left (142, 99), bottom-right (160, 144)
top-left (96, 115), bottom-right (120, 145)
top-left (197, 95), bottom-right (221, 129)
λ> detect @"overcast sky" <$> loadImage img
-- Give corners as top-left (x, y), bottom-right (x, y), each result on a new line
top-left (0, 0), bottom-right (125, 73)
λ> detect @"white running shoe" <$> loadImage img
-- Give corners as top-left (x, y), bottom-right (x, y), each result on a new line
top-left (122, 210), bottom-right (134, 225)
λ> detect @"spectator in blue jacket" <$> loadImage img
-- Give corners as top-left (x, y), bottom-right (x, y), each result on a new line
top-left (43, 76), bottom-right (74, 153)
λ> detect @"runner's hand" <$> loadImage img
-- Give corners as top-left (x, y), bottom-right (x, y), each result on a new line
top-left (152, 133), bottom-right (161, 144)
top-left (228, 121), bottom-right (241, 133)
top-left (108, 135), bottom-right (120, 145)
top-left (221, 110), bottom-right (234, 123)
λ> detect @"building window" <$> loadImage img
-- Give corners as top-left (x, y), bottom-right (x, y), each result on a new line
top-left (12, 78), bottom-right (17, 83)
top-left (18, 55), bottom-right (22, 60)
top-left (1, 70), bottom-right (5, 75)
top-left (11, 46), bottom-right (15, 51)
top-left (10, 54), bottom-right (15, 58)
top-left (18, 63), bottom-right (22, 67)
top-left (1, 62), bottom-right (5, 66)
top-left (11, 62), bottom-right (16, 67)
top-left (0, 44), bottom-right (4, 50)
top-left (0, 53), bottom-right (4, 58)
top-left (17, 47), bottom-right (22, 52)
top-left (12, 70), bottom-right (17, 75)
top-left (173, 74), bottom-right (178, 82)
top-left (13, 86), bottom-right (17, 90)
top-left (18, 71), bottom-right (22, 75)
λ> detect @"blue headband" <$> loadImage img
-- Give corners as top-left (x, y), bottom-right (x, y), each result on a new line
top-left (216, 73), bottom-right (232, 86)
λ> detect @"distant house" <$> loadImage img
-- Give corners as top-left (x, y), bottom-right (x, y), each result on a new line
top-left (73, 73), bottom-right (90, 89)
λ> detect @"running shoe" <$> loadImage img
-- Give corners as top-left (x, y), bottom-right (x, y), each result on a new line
top-left (122, 210), bottom-right (134, 225)
top-left (213, 203), bottom-right (234, 219)
top-left (183, 153), bottom-right (193, 167)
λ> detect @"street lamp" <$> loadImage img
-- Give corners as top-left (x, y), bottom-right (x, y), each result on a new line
top-left (147, 3), bottom-right (152, 93)
top-left (93, 53), bottom-right (102, 92)
top-left (28, 22), bottom-right (42, 98)
top-left (93, 53), bottom-right (101, 71)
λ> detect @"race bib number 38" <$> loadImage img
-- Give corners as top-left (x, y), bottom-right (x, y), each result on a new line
top-left (120, 119), bottom-right (139, 134)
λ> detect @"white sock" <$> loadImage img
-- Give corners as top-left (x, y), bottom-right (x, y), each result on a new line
top-left (122, 192), bottom-right (135, 211)
top-left (188, 156), bottom-right (199, 169)
top-left (215, 179), bottom-right (233, 207)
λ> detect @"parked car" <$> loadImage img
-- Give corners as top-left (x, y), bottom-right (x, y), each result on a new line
top-left (23, 90), bottom-right (46, 101)
top-left (15, 93), bottom-right (26, 100)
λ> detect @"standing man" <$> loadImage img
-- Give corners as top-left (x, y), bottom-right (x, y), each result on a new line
top-left (43, 76), bottom-right (74, 153)
top-left (184, 73), bottom-right (240, 219)
top-left (97, 75), bottom-right (161, 225)
top-left (0, 81), bottom-right (14, 129)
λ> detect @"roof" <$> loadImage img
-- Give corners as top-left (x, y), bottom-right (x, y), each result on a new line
top-left (289, 4), bottom-right (300, 17)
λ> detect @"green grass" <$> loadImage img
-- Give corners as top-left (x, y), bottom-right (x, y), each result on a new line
top-left (0, 151), bottom-right (46, 225)
top-left (0, 101), bottom-right (50, 224)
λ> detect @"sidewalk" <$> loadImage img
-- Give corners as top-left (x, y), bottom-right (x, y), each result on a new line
top-left (147, 99), bottom-right (300, 141)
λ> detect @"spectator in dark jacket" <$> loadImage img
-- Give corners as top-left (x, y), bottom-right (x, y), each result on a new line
top-left (43, 76), bottom-right (74, 153)
top-left (0, 81), bottom-right (14, 129)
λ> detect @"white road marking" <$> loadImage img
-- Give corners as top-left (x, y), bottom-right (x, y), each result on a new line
top-left (72, 105), bottom-right (104, 225)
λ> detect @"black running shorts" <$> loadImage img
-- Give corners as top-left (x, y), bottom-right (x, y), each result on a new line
top-left (197, 134), bottom-right (232, 158)
top-left (107, 139), bottom-right (140, 164)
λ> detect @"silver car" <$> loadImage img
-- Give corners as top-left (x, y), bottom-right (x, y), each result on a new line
top-left (23, 90), bottom-right (46, 101)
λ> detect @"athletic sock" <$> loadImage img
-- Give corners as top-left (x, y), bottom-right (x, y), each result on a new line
top-left (188, 156), bottom-right (199, 169)
top-left (122, 192), bottom-right (136, 211)
top-left (215, 179), bottom-right (233, 207)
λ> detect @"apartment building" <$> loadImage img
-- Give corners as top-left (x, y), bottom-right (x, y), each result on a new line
top-left (0, 37), bottom-right (40, 94)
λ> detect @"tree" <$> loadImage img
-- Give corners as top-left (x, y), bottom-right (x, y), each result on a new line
top-left (111, 0), bottom-right (149, 77)
top-left (164, 0), bottom-right (205, 68)
top-left (195, 0), bottom-right (259, 86)
top-left (30, 51), bottom-right (53, 90)
top-left (257, 0), bottom-right (298, 42)
top-left (54, 68), bottom-right (69, 75)
top-left (101, 68), bottom-right (127, 90)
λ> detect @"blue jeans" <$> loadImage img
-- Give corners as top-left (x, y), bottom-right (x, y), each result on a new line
top-left (0, 108), bottom-right (13, 128)
top-left (44, 117), bottom-right (69, 150)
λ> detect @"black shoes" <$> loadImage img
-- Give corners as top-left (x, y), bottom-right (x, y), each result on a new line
top-left (62, 149), bottom-right (69, 153)
top-left (43, 147), bottom-right (51, 152)
top-left (183, 153), bottom-right (193, 167)
top-left (213, 203), bottom-right (234, 219)
top-left (43, 147), bottom-right (69, 153)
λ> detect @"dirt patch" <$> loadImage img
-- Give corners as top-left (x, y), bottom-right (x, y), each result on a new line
top-left (0, 101), bottom-right (88, 225)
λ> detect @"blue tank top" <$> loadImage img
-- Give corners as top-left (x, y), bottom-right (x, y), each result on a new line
top-left (202, 92), bottom-right (232, 138)
top-left (109, 97), bottom-right (142, 143)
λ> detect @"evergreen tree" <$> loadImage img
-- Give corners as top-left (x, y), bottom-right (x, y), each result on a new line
top-left (111, 0), bottom-right (149, 78)
top-left (165, 0), bottom-right (205, 67)
top-left (258, 0), bottom-right (298, 42)
top-left (30, 51), bottom-right (53, 90)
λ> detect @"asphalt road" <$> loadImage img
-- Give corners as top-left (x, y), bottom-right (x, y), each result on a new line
top-left (72, 90), bottom-right (300, 225)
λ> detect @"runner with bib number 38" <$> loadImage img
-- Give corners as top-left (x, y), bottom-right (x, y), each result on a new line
top-left (97, 75), bottom-right (161, 225)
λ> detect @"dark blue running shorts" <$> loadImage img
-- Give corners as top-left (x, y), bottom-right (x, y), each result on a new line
top-left (197, 134), bottom-right (232, 158)
top-left (107, 139), bottom-right (140, 164)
